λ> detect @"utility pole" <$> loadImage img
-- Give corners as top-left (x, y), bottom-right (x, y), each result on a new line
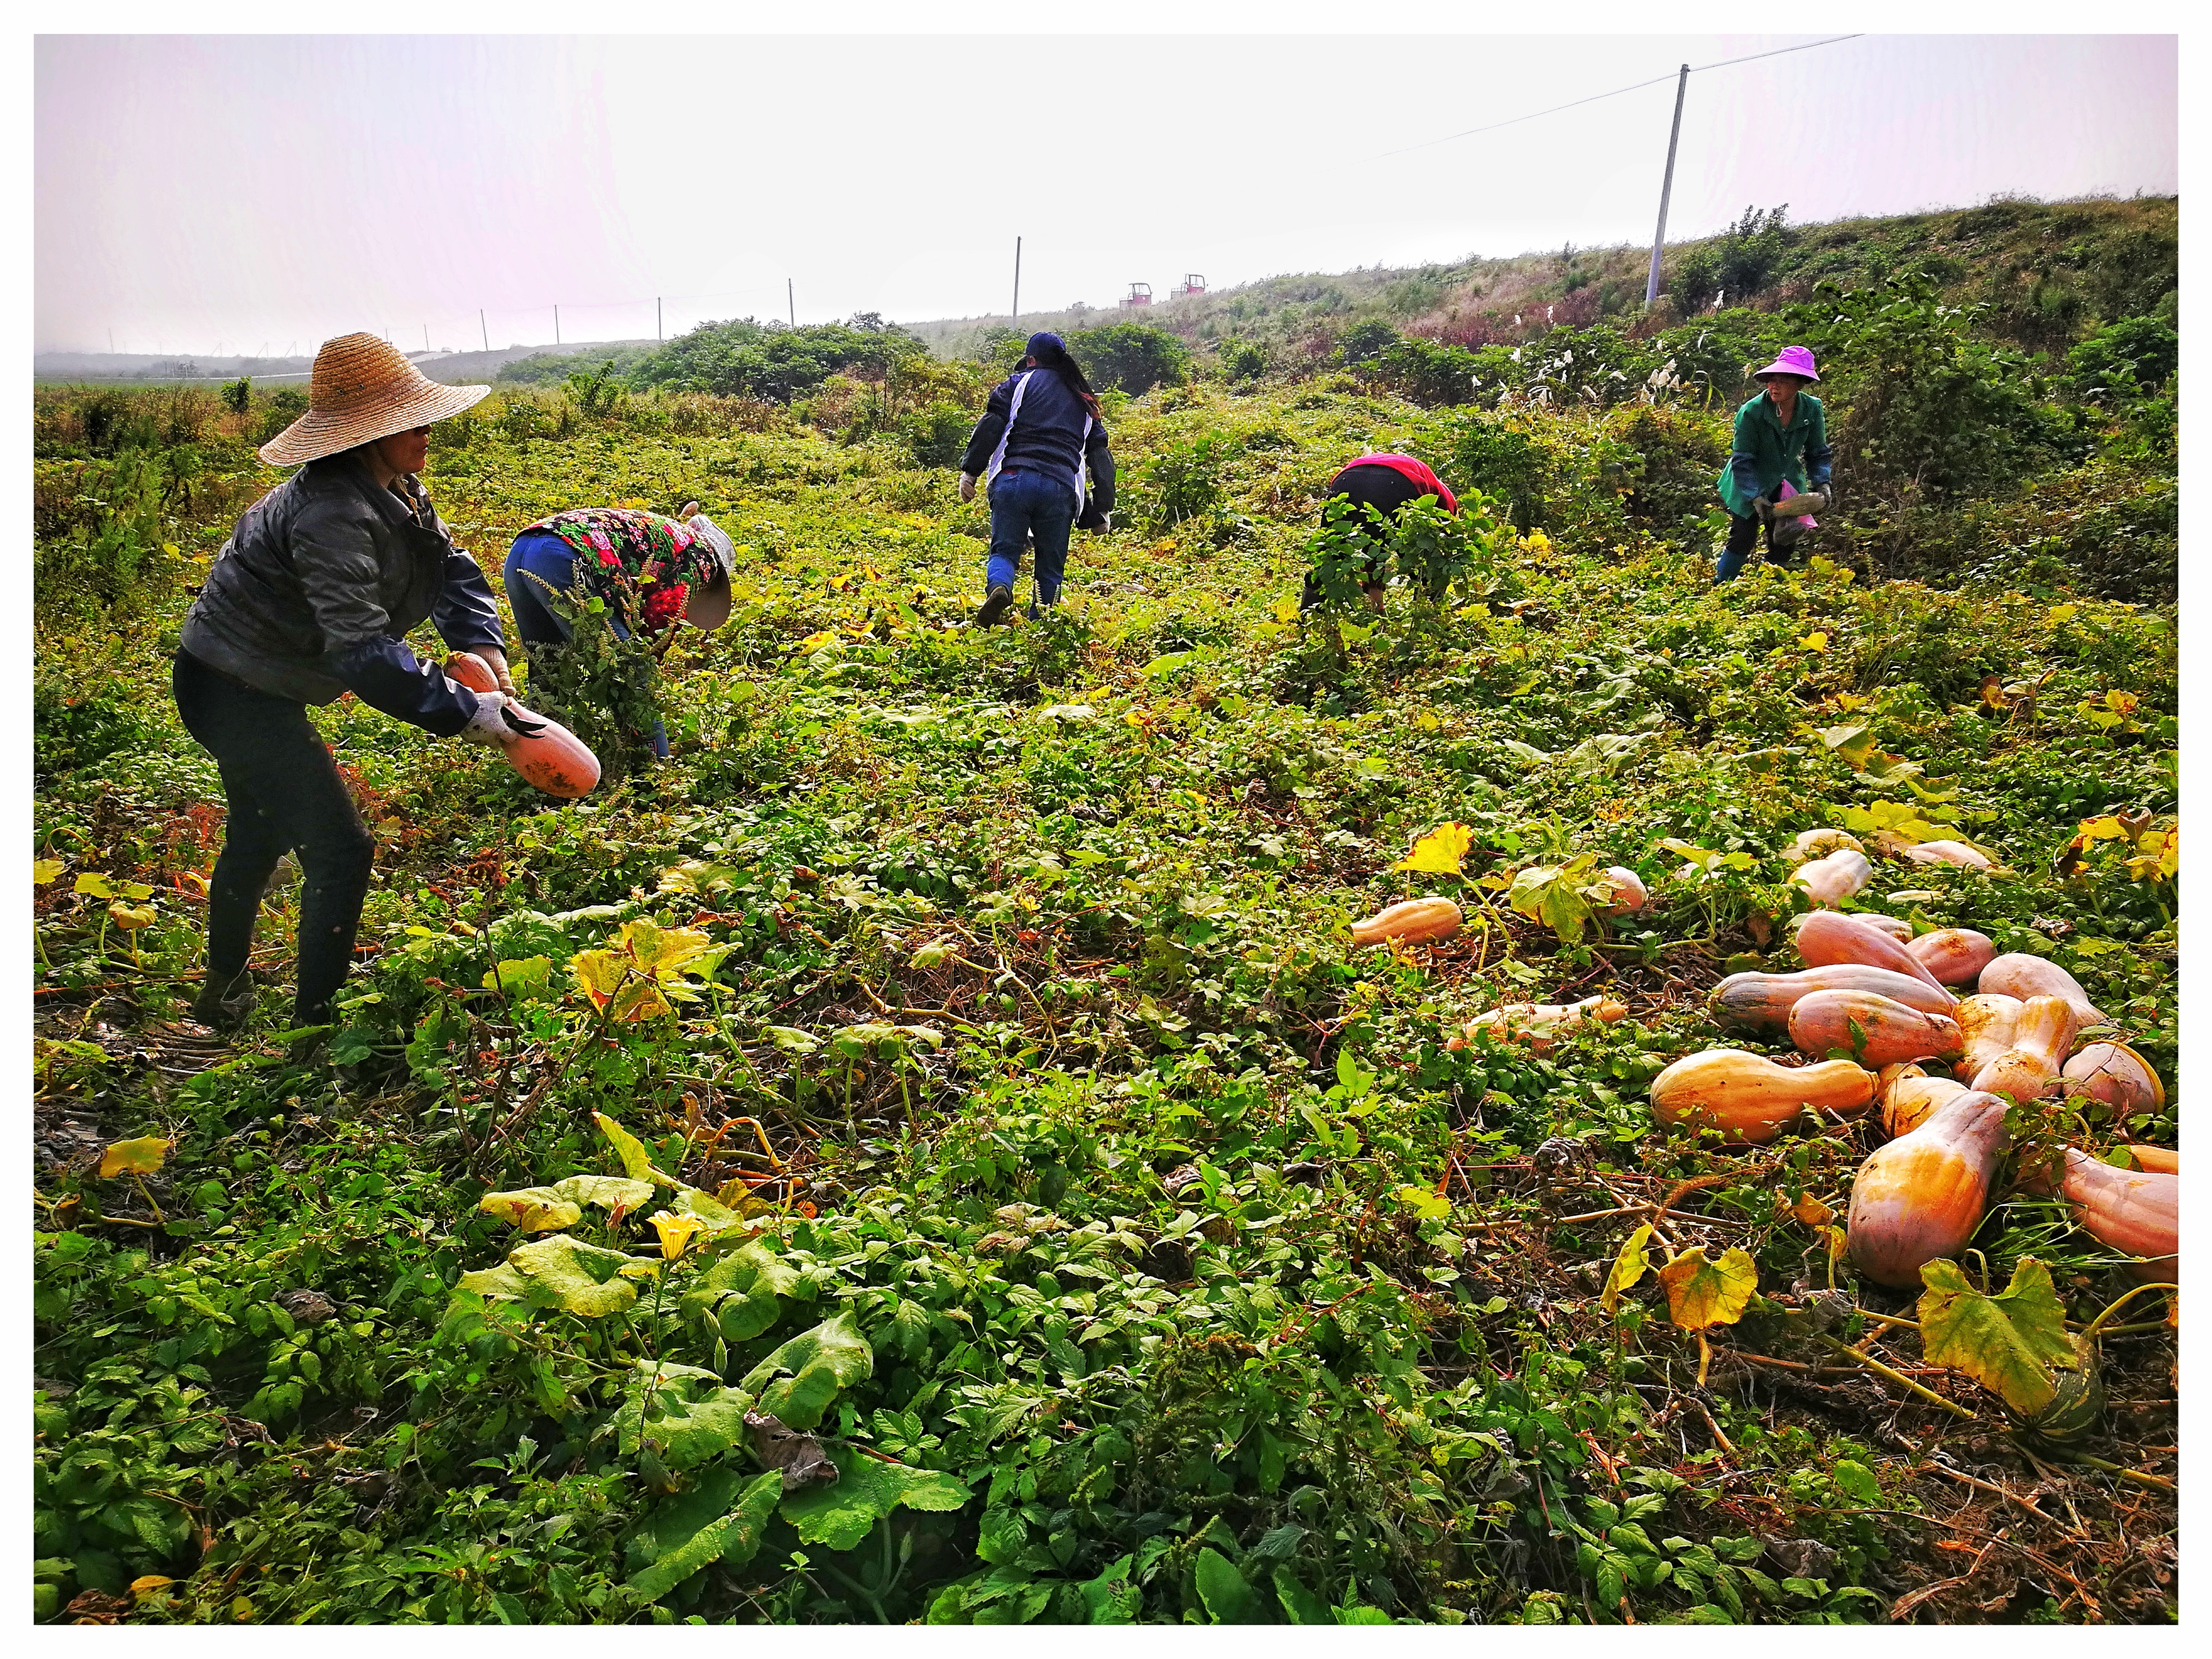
top-left (657, 297), bottom-right (663, 342)
top-left (480, 310), bottom-right (488, 351)
top-left (787, 279), bottom-right (795, 327)
top-left (424, 324), bottom-right (430, 352)
top-left (108, 328), bottom-right (114, 355)
top-left (1012, 236), bottom-right (1022, 321)
top-left (554, 305), bottom-right (561, 346)
top-left (1645, 64), bottom-right (1690, 308)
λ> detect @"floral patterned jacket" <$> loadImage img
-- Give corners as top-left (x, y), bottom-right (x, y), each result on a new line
top-left (523, 508), bottom-right (719, 629)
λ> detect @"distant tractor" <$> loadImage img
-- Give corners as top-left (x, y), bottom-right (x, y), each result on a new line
top-left (1177, 274), bottom-right (1207, 298)
top-left (1124, 283), bottom-right (1152, 308)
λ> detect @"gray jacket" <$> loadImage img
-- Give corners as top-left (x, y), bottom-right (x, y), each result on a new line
top-left (179, 452), bottom-right (503, 734)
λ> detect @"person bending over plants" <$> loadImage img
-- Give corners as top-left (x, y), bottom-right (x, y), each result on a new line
top-left (173, 334), bottom-right (527, 1038)
top-left (1714, 344), bottom-right (1833, 583)
top-left (1299, 452), bottom-right (1459, 613)
top-left (502, 502), bottom-right (736, 766)
top-left (957, 331), bottom-right (1116, 625)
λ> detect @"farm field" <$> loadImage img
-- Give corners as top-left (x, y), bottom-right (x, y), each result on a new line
top-left (31, 246), bottom-right (2180, 1624)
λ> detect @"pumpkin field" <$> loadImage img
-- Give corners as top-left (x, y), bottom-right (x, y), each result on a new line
top-left (31, 224), bottom-right (2181, 1624)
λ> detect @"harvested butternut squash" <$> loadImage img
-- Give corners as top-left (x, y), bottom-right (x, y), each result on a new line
top-left (1846, 1089), bottom-right (2010, 1287)
top-left (1350, 897), bottom-right (1462, 948)
top-left (1792, 848), bottom-right (1872, 906)
top-left (1795, 910), bottom-right (1952, 997)
top-left (1787, 989), bottom-right (1962, 1067)
top-left (1451, 995), bottom-right (1628, 1055)
top-left (1649, 1049), bottom-right (1875, 1145)
top-left (1954, 994), bottom-right (2024, 1078)
top-left (2055, 1147), bottom-right (2179, 1283)
top-left (2123, 1144), bottom-right (2179, 1175)
top-left (1896, 839), bottom-right (1997, 870)
top-left (1784, 828), bottom-right (1865, 865)
top-left (1877, 1063), bottom-right (1968, 1139)
top-left (2061, 1042), bottom-right (2165, 1117)
top-left (1970, 995), bottom-right (2080, 1104)
top-left (1600, 866), bottom-right (1647, 915)
top-left (1977, 953), bottom-right (2106, 1025)
top-left (1905, 927), bottom-right (1996, 986)
top-left (1710, 964), bottom-right (1958, 1033)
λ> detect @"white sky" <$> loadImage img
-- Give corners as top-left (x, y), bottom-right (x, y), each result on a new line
top-left (33, 30), bottom-right (2179, 356)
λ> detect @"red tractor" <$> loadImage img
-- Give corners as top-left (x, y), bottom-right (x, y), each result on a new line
top-left (1177, 274), bottom-right (1207, 298)
top-left (1123, 283), bottom-right (1152, 308)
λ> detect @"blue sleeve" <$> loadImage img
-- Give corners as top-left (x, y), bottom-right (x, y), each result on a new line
top-left (1806, 406), bottom-right (1833, 490)
top-left (327, 638), bottom-right (484, 737)
top-left (958, 377), bottom-right (1017, 476)
top-left (433, 545), bottom-right (505, 655)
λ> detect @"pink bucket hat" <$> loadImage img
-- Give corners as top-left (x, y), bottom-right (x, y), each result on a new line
top-left (1753, 345), bottom-right (1820, 382)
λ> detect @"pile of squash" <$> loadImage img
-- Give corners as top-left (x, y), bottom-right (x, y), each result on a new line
top-left (1646, 906), bottom-right (2177, 1290)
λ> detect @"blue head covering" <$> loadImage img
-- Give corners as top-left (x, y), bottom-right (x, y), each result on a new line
top-left (1025, 331), bottom-right (1065, 360)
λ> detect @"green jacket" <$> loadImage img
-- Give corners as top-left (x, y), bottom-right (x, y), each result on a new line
top-left (1716, 392), bottom-right (1832, 517)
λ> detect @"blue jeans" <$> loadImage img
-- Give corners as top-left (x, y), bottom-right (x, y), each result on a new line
top-left (986, 470), bottom-right (1077, 618)
top-left (501, 531), bottom-right (669, 760)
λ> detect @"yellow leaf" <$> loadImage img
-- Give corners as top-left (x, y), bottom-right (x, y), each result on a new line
top-left (2077, 816), bottom-right (2127, 843)
top-left (1798, 631), bottom-right (1828, 652)
top-left (479, 1189), bottom-right (584, 1233)
top-left (1392, 821), bottom-right (1475, 875)
top-left (32, 858), bottom-right (65, 885)
top-left (74, 871), bottom-right (117, 899)
top-left (649, 1209), bottom-right (711, 1259)
top-left (1657, 1245), bottom-right (1758, 1332)
top-left (109, 902), bottom-right (159, 930)
top-left (1600, 1223), bottom-right (1655, 1316)
top-left (100, 1134), bottom-right (171, 1177)
top-left (2046, 604), bottom-right (2078, 627)
top-left (593, 1112), bottom-right (682, 1188)
top-left (1272, 596), bottom-right (1301, 624)
top-left (2104, 690), bottom-right (2138, 716)
top-left (130, 1575), bottom-right (176, 1601)
top-left (1788, 1193), bottom-right (1835, 1228)
top-left (231, 1597), bottom-right (256, 1623)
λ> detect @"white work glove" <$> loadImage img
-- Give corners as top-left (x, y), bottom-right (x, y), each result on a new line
top-left (456, 690), bottom-right (546, 749)
top-left (1092, 511), bottom-right (1111, 532)
top-left (958, 473), bottom-right (978, 503)
top-left (472, 645), bottom-right (517, 697)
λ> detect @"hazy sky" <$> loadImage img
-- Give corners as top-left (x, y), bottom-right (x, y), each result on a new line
top-left (35, 32), bottom-right (2177, 357)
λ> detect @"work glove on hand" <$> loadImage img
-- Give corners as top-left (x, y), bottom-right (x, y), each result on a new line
top-left (456, 691), bottom-right (548, 749)
top-left (472, 646), bottom-right (517, 697)
top-left (958, 473), bottom-right (978, 503)
top-left (1749, 494), bottom-right (1774, 523)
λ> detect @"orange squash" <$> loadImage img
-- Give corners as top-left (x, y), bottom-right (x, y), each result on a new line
top-left (1852, 914), bottom-right (1915, 942)
top-left (1350, 898), bottom-right (1461, 949)
top-left (1649, 1049), bottom-right (1875, 1145)
top-left (1795, 910), bottom-right (1953, 997)
top-left (1452, 995), bottom-right (1627, 1055)
top-left (1787, 989), bottom-right (1962, 1068)
top-left (1977, 953), bottom-right (2106, 1025)
top-left (1792, 848), bottom-right (1872, 906)
top-left (1600, 866), bottom-right (1648, 915)
top-left (1846, 1089), bottom-right (2010, 1287)
top-left (2061, 1042), bottom-right (2165, 1118)
top-left (1710, 964), bottom-right (1958, 1033)
top-left (1905, 927), bottom-right (1996, 987)
top-left (493, 705), bottom-right (599, 799)
top-left (2055, 1147), bottom-right (2179, 1283)
top-left (446, 651), bottom-right (501, 695)
top-left (1876, 1063), bottom-right (1968, 1139)
top-left (1954, 994), bottom-right (2024, 1079)
top-left (2123, 1144), bottom-right (2179, 1175)
top-left (1970, 995), bottom-right (2080, 1104)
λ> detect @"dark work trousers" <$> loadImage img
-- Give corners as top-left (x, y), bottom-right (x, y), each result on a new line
top-left (1716, 509), bottom-right (1787, 582)
top-left (172, 648), bottom-right (376, 1027)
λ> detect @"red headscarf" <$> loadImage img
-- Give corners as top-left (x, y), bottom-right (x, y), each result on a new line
top-left (1341, 453), bottom-right (1458, 514)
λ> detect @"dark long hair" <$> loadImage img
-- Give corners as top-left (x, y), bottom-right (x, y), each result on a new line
top-left (1030, 339), bottom-right (1103, 418)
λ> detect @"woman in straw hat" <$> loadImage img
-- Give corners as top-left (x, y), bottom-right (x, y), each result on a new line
top-left (1714, 343), bottom-right (1833, 583)
top-left (174, 332), bottom-right (528, 1038)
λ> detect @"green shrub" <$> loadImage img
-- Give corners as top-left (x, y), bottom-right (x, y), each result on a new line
top-left (1068, 323), bottom-right (1190, 396)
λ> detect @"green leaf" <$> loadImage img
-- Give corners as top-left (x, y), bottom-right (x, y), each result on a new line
top-left (478, 1187), bottom-right (584, 1233)
top-left (1336, 1605), bottom-right (1394, 1624)
top-left (505, 1233), bottom-right (658, 1317)
top-left (1831, 1459), bottom-right (1881, 1505)
top-left (779, 1444), bottom-right (972, 1551)
top-left (482, 956), bottom-right (554, 999)
top-left (550, 1172), bottom-right (656, 1212)
top-left (625, 1469), bottom-right (783, 1600)
top-left (1081, 1554), bottom-right (1142, 1624)
top-left (1917, 1257), bottom-right (2077, 1415)
top-left (1193, 1546), bottom-right (1260, 1623)
top-left (1274, 1565), bottom-right (1331, 1624)
top-left (738, 1312), bottom-right (874, 1430)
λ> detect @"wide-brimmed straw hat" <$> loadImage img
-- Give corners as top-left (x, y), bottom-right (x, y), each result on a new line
top-left (1752, 344), bottom-right (1820, 384)
top-left (259, 333), bottom-right (491, 467)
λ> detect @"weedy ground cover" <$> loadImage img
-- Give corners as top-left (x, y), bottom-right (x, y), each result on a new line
top-left (31, 274), bottom-right (2177, 1624)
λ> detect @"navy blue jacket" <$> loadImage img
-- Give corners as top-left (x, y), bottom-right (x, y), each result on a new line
top-left (959, 366), bottom-right (1116, 526)
top-left (180, 453), bottom-right (501, 735)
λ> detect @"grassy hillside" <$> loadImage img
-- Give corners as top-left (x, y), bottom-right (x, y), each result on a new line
top-left (30, 249), bottom-right (2179, 1624)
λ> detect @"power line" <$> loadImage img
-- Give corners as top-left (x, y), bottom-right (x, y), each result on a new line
top-left (1378, 35), bottom-right (1863, 159)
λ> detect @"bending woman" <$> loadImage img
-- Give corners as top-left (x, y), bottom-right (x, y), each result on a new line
top-left (176, 334), bottom-right (526, 1035)
top-left (502, 502), bottom-right (736, 759)
top-left (1715, 345), bottom-right (1832, 583)
top-left (957, 332), bottom-right (1117, 625)
top-left (1300, 452), bottom-right (1459, 612)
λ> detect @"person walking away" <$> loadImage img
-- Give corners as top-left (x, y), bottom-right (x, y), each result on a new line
top-left (175, 333), bottom-right (532, 1037)
top-left (1300, 452), bottom-right (1459, 612)
top-left (502, 501), bottom-right (737, 759)
top-left (1715, 345), bottom-right (1832, 584)
top-left (957, 332), bottom-right (1116, 624)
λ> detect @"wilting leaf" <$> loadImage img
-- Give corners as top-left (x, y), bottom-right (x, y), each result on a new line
top-left (1815, 724), bottom-right (1880, 770)
top-left (479, 1187), bottom-right (585, 1234)
top-left (779, 1444), bottom-right (971, 1550)
top-left (594, 1111), bottom-right (682, 1187)
top-left (1393, 821), bottom-right (1474, 875)
top-left (656, 859), bottom-right (747, 899)
top-left (1787, 1192), bottom-right (1835, 1228)
top-left (1600, 1223), bottom-right (1656, 1315)
top-left (33, 858), bottom-right (65, 885)
top-left (738, 1312), bottom-right (875, 1430)
top-left (100, 1135), bottom-right (171, 1178)
top-left (482, 956), bottom-right (554, 1000)
top-left (569, 947), bottom-right (670, 1021)
top-left (764, 1025), bottom-right (821, 1054)
top-left (1659, 1245), bottom-right (1758, 1331)
top-left (1917, 1257), bottom-right (2077, 1415)
top-left (749, 1411), bottom-right (840, 1492)
top-left (1506, 853), bottom-right (1607, 944)
top-left (625, 1467), bottom-right (784, 1601)
top-left (1194, 1547), bottom-right (1261, 1623)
